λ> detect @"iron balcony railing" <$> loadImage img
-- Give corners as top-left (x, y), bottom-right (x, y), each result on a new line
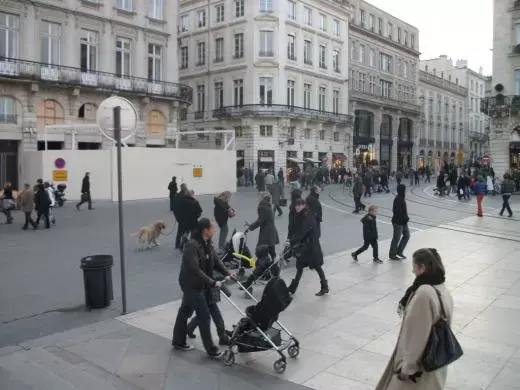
top-left (480, 95), bottom-right (520, 115)
top-left (0, 113), bottom-right (17, 124)
top-left (0, 57), bottom-right (193, 104)
top-left (212, 104), bottom-right (354, 126)
top-left (470, 131), bottom-right (489, 142)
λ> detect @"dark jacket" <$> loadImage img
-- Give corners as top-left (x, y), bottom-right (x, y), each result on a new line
top-left (305, 192), bottom-right (322, 223)
top-left (361, 214), bottom-right (378, 242)
top-left (290, 208), bottom-right (323, 269)
top-left (391, 184), bottom-right (409, 226)
top-left (34, 188), bottom-right (51, 213)
top-left (380, 173), bottom-right (388, 186)
top-left (81, 176), bottom-right (90, 194)
top-left (178, 234), bottom-right (229, 291)
top-left (436, 174), bottom-right (445, 189)
top-left (474, 180), bottom-right (487, 195)
top-left (168, 180), bottom-right (178, 197)
top-left (175, 194), bottom-right (202, 230)
top-left (353, 178), bottom-right (363, 197)
top-left (213, 197), bottom-right (230, 228)
top-left (268, 182), bottom-right (281, 205)
top-left (287, 189), bottom-right (302, 239)
top-left (2, 187), bottom-right (13, 199)
top-left (248, 199), bottom-right (279, 246)
top-left (501, 178), bottom-right (516, 195)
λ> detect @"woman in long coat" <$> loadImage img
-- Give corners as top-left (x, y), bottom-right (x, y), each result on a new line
top-left (247, 194), bottom-right (279, 259)
top-left (376, 248), bottom-right (454, 390)
top-left (287, 198), bottom-right (328, 296)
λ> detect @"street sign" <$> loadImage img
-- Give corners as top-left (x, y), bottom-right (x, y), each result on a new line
top-left (52, 170), bottom-right (68, 182)
top-left (96, 97), bottom-right (137, 143)
top-left (54, 158), bottom-right (66, 169)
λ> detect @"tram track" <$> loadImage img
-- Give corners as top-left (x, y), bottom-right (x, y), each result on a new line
top-left (328, 186), bottom-right (520, 243)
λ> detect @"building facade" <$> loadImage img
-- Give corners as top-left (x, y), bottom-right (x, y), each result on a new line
top-left (348, 0), bottom-right (421, 172)
top-left (178, 0), bottom-right (354, 174)
top-left (420, 56), bottom-right (489, 164)
top-left (417, 70), bottom-right (468, 169)
top-left (483, 0), bottom-right (520, 176)
top-left (0, 0), bottom-right (192, 188)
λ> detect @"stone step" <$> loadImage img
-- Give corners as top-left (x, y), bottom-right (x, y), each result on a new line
top-left (0, 351), bottom-right (78, 390)
top-left (24, 347), bottom-right (123, 390)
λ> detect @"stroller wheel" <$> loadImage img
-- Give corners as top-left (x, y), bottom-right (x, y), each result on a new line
top-left (222, 350), bottom-right (235, 366)
top-left (273, 358), bottom-right (287, 374)
top-left (288, 344), bottom-right (300, 358)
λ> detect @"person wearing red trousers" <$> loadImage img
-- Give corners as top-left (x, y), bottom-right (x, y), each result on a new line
top-left (474, 176), bottom-right (487, 217)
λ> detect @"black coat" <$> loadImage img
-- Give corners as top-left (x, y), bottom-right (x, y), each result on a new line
top-left (34, 189), bottom-right (51, 213)
top-left (174, 194), bottom-right (202, 230)
top-left (287, 189), bottom-right (302, 239)
top-left (213, 197), bottom-right (230, 228)
top-left (305, 192), bottom-right (322, 237)
top-left (178, 234), bottom-right (229, 291)
top-left (361, 214), bottom-right (378, 241)
top-left (353, 179), bottom-right (363, 197)
top-left (81, 176), bottom-right (90, 194)
top-left (290, 209), bottom-right (323, 269)
top-left (391, 184), bottom-right (409, 226)
top-left (248, 200), bottom-right (279, 246)
top-left (168, 180), bottom-right (178, 197)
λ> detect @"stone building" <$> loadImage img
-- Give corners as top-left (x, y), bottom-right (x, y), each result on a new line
top-left (417, 70), bottom-right (468, 169)
top-left (482, 0), bottom-right (520, 176)
top-left (177, 0), bottom-right (354, 174)
top-left (421, 56), bottom-right (490, 164)
top-left (0, 0), bottom-right (192, 188)
top-left (348, 0), bottom-right (421, 172)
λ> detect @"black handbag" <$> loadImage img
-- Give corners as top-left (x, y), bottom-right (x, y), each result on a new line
top-left (422, 288), bottom-right (463, 372)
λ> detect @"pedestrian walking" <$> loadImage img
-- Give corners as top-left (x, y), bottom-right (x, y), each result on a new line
top-left (287, 198), bottom-right (329, 296)
top-left (76, 172), bottom-right (93, 210)
top-left (474, 176), bottom-right (487, 217)
top-left (352, 176), bottom-right (365, 213)
top-left (20, 183), bottom-right (37, 230)
top-left (389, 184), bottom-right (410, 260)
top-left (174, 185), bottom-right (202, 250)
top-left (1, 181), bottom-right (14, 224)
top-left (172, 218), bottom-right (232, 358)
top-left (35, 183), bottom-right (51, 229)
top-left (305, 186), bottom-right (323, 238)
top-left (44, 182), bottom-right (56, 224)
top-left (246, 194), bottom-right (279, 263)
top-left (268, 179), bottom-right (283, 216)
top-left (376, 248), bottom-right (454, 390)
top-left (351, 205), bottom-right (382, 263)
top-left (168, 176), bottom-right (178, 211)
top-left (499, 173), bottom-right (515, 217)
top-left (214, 191), bottom-right (234, 250)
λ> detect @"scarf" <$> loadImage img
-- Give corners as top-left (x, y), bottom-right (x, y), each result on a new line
top-left (398, 269), bottom-right (445, 316)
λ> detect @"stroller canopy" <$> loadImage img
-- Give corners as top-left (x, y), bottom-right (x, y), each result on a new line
top-left (246, 278), bottom-right (292, 330)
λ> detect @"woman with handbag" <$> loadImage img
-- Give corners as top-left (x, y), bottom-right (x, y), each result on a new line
top-left (376, 248), bottom-right (457, 389)
top-left (1, 181), bottom-right (15, 224)
top-left (214, 191), bottom-right (234, 251)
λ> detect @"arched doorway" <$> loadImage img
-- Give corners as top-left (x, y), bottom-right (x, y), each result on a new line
top-left (397, 118), bottom-right (413, 170)
top-left (353, 110), bottom-right (375, 167)
top-left (36, 100), bottom-right (65, 150)
top-left (146, 110), bottom-right (165, 136)
top-left (379, 114), bottom-right (393, 171)
top-left (78, 103), bottom-right (96, 120)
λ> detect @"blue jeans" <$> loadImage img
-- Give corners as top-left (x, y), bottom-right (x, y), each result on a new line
top-left (172, 289), bottom-right (218, 354)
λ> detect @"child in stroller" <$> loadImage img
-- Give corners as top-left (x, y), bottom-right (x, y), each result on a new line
top-left (221, 277), bottom-right (300, 373)
top-left (239, 244), bottom-right (280, 295)
top-left (219, 229), bottom-right (255, 277)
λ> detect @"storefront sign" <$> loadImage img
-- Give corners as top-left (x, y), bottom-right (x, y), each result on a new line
top-left (52, 170), bottom-right (68, 182)
top-left (193, 166), bottom-right (203, 177)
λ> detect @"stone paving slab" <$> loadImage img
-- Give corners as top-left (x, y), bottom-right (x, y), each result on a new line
top-left (116, 226), bottom-right (520, 389)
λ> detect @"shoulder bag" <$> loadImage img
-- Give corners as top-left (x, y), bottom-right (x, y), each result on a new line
top-left (422, 287), bottom-right (463, 372)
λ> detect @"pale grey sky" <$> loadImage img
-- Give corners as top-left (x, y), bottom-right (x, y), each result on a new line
top-left (367, 0), bottom-right (493, 75)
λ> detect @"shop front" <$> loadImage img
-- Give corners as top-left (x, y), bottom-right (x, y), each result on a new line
top-left (427, 151), bottom-right (433, 167)
top-left (354, 144), bottom-right (375, 167)
top-left (353, 109), bottom-right (375, 168)
top-left (286, 151), bottom-right (303, 180)
top-left (511, 142), bottom-right (520, 169)
top-left (332, 152), bottom-right (346, 168)
top-left (435, 151), bottom-right (441, 169)
top-left (318, 152), bottom-right (328, 166)
top-left (0, 140), bottom-right (18, 189)
top-left (257, 150), bottom-right (274, 172)
top-left (236, 150), bottom-right (245, 169)
top-left (397, 118), bottom-right (413, 170)
top-left (417, 150), bottom-right (425, 169)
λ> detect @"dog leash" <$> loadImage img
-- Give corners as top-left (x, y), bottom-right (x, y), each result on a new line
top-left (161, 215), bottom-right (178, 236)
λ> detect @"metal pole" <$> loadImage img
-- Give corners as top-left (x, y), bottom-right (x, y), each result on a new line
top-left (45, 126), bottom-right (48, 151)
top-left (113, 106), bottom-right (127, 315)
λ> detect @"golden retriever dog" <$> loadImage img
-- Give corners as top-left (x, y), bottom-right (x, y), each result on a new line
top-left (131, 220), bottom-right (166, 251)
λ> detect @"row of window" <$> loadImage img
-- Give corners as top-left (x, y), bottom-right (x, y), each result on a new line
top-left (0, 13), bottom-right (165, 81)
top-left (179, 0), bottom-right (245, 32)
top-left (286, 1), bottom-right (342, 37)
top-left (420, 98), bottom-right (464, 118)
top-left (192, 78), bottom-right (342, 114)
top-left (355, 7), bottom-right (416, 50)
top-left (112, 0), bottom-right (164, 19)
top-left (350, 42), bottom-right (415, 80)
top-left (350, 70), bottom-right (416, 101)
top-left (235, 125), bottom-right (342, 142)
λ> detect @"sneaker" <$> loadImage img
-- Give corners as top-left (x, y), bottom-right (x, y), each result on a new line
top-left (351, 252), bottom-right (358, 262)
top-left (207, 349), bottom-right (223, 359)
top-left (389, 255), bottom-right (401, 261)
top-left (373, 258), bottom-right (383, 264)
top-left (187, 332), bottom-right (196, 339)
top-left (172, 344), bottom-right (194, 351)
top-left (397, 253), bottom-right (407, 259)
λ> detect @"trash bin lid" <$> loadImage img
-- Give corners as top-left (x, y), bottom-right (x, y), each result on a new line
top-left (81, 255), bottom-right (114, 269)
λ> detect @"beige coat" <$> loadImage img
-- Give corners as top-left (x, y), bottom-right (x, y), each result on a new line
top-left (20, 190), bottom-right (35, 213)
top-left (376, 283), bottom-right (454, 390)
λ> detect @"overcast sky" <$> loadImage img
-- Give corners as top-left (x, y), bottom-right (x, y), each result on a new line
top-left (367, 0), bottom-right (493, 75)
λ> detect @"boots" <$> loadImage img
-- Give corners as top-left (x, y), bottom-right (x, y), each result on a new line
top-left (287, 279), bottom-right (298, 295)
top-left (315, 280), bottom-right (329, 296)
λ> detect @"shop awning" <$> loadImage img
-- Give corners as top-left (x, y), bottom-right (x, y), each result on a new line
top-left (287, 157), bottom-right (304, 163)
top-left (332, 153), bottom-right (346, 160)
top-left (304, 158), bottom-right (321, 163)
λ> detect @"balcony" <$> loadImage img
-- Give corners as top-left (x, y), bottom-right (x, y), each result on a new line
top-left (419, 71), bottom-right (468, 97)
top-left (470, 131), bottom-right (489, 142)
top-left (212, 104), bottom-right (354, 126)
top-left (0, 58), bottom-right (193, 104)
top-left (0, 113), bottom-right (17, 124)
top-left (480, 95), bottom-right (520, 116)
top-left (349, 89), bottom-right (421, 114)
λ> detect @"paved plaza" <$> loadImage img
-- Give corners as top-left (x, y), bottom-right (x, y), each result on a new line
top-left (1, 184), bottom-right (520, 389)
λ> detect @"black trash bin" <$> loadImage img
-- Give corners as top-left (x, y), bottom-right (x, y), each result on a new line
top-left (80, 255), bottom-right (114, 310)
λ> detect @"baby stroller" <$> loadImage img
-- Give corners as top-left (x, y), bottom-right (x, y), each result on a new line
top-left (221, 277), bottom-right (300, 373)
top-left (219, 229), bottom-right (255, 277)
